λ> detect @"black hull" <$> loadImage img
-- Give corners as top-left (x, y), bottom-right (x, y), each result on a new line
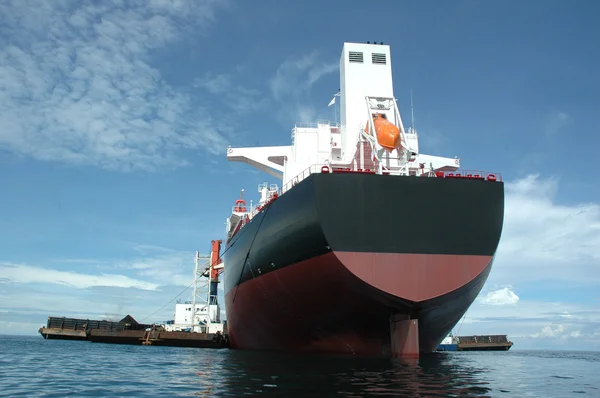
top-left (223, 173), bottom-right (504, 356)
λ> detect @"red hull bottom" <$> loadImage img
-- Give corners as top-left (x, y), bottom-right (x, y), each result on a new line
top-left (225, 251), bottom-right (491, 357)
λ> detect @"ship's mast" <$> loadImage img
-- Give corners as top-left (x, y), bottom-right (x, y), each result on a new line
top-left (329, 89), bottom-right (340, 124)
top-left (191, 251), bottom-right (199, 331)
top-left (410, 89), bottom-right (416, 133)
top-left (191, 251), bottom-right (210, 332)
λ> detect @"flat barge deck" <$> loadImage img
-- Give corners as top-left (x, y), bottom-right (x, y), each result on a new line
top-left (455, 334), bottom-right (513, 351)
top-left (39, 315), bottom-right (229, 349)
top-left (437, 334), bottom-right (513, 351)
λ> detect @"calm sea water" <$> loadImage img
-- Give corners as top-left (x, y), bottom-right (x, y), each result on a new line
top-left (0, 335), bottom-right (598, 397)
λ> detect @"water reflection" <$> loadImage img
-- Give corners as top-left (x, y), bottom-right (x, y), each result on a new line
top-left (190, 350), bottom-right (493, 397)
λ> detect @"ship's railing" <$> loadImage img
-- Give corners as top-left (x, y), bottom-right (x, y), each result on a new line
top-left (435, 170), bottom-right (503, 182)
top-left (249, 206), bottom-right (260, 219)
top-left (279, 164), bottom-right (379, 195)
top-left (231, 202), bottom-right (272, 219)
top-left (291, 121), bottom-right (340, 145)
top-left (457, 335), bottom-right (509, 344)
top-left (279, 165), bottom-right (503, 195)
top-left (292, 121), bottom-right (340, 130)
top-left (280, 164), bottom-right (328, 195)
top-left (231, 205), bottom-right (253, 214)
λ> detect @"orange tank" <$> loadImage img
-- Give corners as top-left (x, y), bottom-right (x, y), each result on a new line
top-left (364, 113), bottom-right (401, 151)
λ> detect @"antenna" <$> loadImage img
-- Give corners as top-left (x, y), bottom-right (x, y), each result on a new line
top-left (410, 89), bottom-right (415, 132)
top-left (329, 89), bottom-right (340, 124)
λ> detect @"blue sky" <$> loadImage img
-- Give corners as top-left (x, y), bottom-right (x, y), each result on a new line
top-left (1, 0), bottom-right (599, 350)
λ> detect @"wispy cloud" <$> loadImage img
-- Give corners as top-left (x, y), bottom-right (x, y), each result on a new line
top-left (0, 262), bottom-right (158, 290)
top-left (0, 0), bottom-right (230, 172)
top-left (0, 243), bottom-right (217, 292)
top-left (545, 111), bottom-right (570, 136)
top-left (115, 246), bottom-right (196, 288)
top-left (269, 51), bottom-right (338, 123)
top-left (194, 72), bottom-right (268, 115)
top-left (493, 174), bottom-right (600, 284)
top-left (0, 321), bottom-right (48, 335)
top-left (269, 51), bottom-right (337, 101)
top-left (0, 285), bottom-right (181, 327)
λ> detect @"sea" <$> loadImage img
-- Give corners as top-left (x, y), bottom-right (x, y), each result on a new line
top-left (0, 335), bottom-right (598, 397)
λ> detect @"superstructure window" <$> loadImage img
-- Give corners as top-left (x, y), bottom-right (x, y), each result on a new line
top-left (349, 51), bottom-right (363, 63)
top-left (372, 53), bottom-right (386, 64)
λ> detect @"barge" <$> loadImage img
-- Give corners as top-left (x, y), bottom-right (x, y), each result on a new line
top-left (38, 240), bottom-right (229, 349)
top-left (38, 315), bottom-right (228, 348)
top-left (437, 333), bottom-right (513, 351)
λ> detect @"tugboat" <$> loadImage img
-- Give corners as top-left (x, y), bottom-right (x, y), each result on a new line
top-left (437, 333), bottom-right (459, 351)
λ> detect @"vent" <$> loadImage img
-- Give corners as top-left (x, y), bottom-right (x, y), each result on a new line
top-left (372, 53), bottom-right (386, 64)
top-left (349, 51), bottom-right (363, 63)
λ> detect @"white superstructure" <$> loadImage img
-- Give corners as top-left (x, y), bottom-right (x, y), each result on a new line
top-left (225, 42), bottom-right (463, 235)
top-left (165, 301), bottom-right (222, 334)
top-left (163, 245), bottom-right (225, 334)
top-left (440, 334), bottom-right (458, 345)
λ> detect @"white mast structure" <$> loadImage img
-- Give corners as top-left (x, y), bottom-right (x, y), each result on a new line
top-left (191, 251), bottom-right (210, 333)
top-left (189, 240), bottom-right (224, 334)
top-left (225, 41), bottom-right (460, 208)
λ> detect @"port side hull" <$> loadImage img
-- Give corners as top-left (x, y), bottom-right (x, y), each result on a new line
top-left (222, 173), bottom-right (504, 356)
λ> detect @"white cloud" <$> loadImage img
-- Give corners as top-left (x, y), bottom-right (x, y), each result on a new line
top-left (0, 243), bottom-right (221, 292)
top-left (569, 330), bottom-right (582, 338)
top-left (545, 111), bottom-right (570, 136)
top-left (477, 287), bottom-right (520, 306)
top-left (269, 51), bottom-right (338, 123)
top-left (113, 244), bottom-right (223, 292)
top-left (194, 72), bottom-right (268, 114)
top-left (527, 322), bottom-right (596, 343)
top-left (561, 311), bottom-right (574, 319)
top-left (0, 321), bottom-right (47, 335)
top-left (490, 174), bottom-right (600, 285)
top-left (0, 0), bottom-right (230, 171)
top-left (0, 262), bottom-right (159, 290)
top-left (269, 51), bottom-right (337, 101)
top-left (117, 249), bottom-right (195, 287)
top-left (532, 324), bottom-right (565, 338)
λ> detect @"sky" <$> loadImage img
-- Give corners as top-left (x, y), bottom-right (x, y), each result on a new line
top-left (0, 0), bottom-right (599, 351)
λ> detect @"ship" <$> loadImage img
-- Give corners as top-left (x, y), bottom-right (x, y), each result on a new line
top-left (437, 333), bottom-right (459, 351)
top-left (221, 41), bottom-right (505, 358)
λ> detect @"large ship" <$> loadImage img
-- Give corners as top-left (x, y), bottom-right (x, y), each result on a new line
top-left (221, 42), bottom-right (504, 357)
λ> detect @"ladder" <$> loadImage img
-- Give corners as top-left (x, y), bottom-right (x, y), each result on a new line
top-left (141, 328), bottom-right (161, 345)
